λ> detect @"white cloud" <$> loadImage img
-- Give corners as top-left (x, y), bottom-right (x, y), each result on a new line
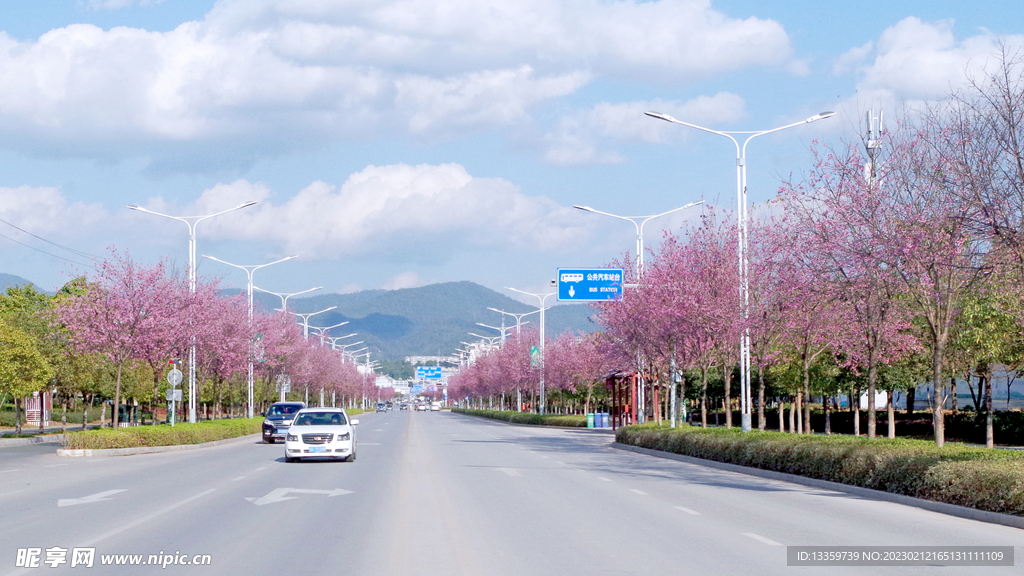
top-left (833, 42), bottom-right (873, 75)
top-left (542, 93), bottom-right (746, 165)
top-left (382, 271), bottom-right (425, 290)
top-left (0, 0), bottom-right (795, 164)
top-left (0, 186), bottom-right (108, 238)
top-left (850, 18), bottom-right (1024, 100)
top-left (144, 163), bottom-right (592, 260)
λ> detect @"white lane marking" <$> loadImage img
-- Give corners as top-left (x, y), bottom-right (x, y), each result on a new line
top-left (497, 468), bottom-right (522, 477)
top-left (1, 490), bottom-right (24, 498)
top-left (245, 488), bottom-right (353, 506)
top-left (742, 532), bottom-right (783, 546)
top-left (0, 469), bottom-right (24, 474)
top-left (58, 489), bottom-right (128, 507)
top-left (232, 476), bottom-right (246, 481)
top-left (256, 467), bottom-right (267, 471)
top-left (373, 429), bottom-right (384, 432)
top-left (45, 464), bottom-right (70, 468)
top-left (77, 489), bottom-right (216, 547)
top-left (597, 477), bottom-right (612, 482)
top-left (630, 489), bottom-right (648, 495)
top-left (674, 505), bottom-right (701, 515)
top-left (538, 454), bottom-right (549, 459)
top-left (360, 442), bottom-right (381, 445)
top-left (554, 461), bottom-right (565, 465)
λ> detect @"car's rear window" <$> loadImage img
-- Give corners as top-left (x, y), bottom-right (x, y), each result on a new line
top-left (294, 412), bottom-right (347, 426)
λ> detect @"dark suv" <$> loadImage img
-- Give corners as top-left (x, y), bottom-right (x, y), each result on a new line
top-left (262, 402), bottom-right (306, 443)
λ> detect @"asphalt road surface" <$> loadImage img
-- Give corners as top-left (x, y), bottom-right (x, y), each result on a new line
top-left (1, 411), bottom-right (1020, 575)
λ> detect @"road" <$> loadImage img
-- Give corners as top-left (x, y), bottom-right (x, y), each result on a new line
top-left (1, 410), bottom-right (1019, 575)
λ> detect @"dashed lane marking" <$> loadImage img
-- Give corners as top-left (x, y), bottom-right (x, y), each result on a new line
top-left (742, 533), bottom-right (783, 546)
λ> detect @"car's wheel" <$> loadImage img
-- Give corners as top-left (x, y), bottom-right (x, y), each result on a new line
top-left (285, 455), bottom-right (296, 463)
top-left (266, 437), bottom-right (274, 444)
top-left (345, 452), bottom-right (356, 462)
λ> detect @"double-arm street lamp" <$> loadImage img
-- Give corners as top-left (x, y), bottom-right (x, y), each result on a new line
top-left (573, 200), bottom-right (704, 277)
top-left (505, 287), bottom-right (557, 414)
top-left (203, 254), bottom-right (297, 418)
top-left (253, 285), bottom-right (323, 312)
top-left (309, 321), bottom-right (350, 344)
top-left (646, 109), bottom-right (835, 432)
top-left (127, 200), bottom-right (258, 424)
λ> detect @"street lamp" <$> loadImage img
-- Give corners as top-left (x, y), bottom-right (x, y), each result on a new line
top-left (252, 285), bottom-right (323, 312)
top-left (291, 307), bottom-right (338, 339)
top-left (487, 307), bottom-right (540, 338)
top-left (573, 200), bottom-right (704, 277)
top-left (646, 109), bottom-right (835, 432)
top-left (505, 287), bottom-right (557, 414)
top-left (204, 254), bottom-right (297, 418)
top-left (476, 322), bottom-right (522, 344)
top-left (127, 200), bottom-right (258, 424)
top-left (309, 321), bottom-right (350, 344)
top-left (327, 334), bottom-right (359, 350)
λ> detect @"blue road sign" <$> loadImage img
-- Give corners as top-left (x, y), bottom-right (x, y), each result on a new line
top-left (557, 268), bottom-right (624, 302)
top-left (416, 366), bottom-right (443, 379)
top-left (411, 385), bottom-right (423, 394)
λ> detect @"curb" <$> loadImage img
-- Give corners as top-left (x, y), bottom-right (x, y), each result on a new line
top-left (0, 434), bottom-right (66, 448)
top-left (611, 443), bottom-right (1024, 531)
top-left (450, 410), bottom-right (615, 432)
top-left (56, 433), bottom-right (262, 457)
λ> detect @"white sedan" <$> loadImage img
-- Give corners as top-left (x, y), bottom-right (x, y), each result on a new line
top-left (284, 408), bottom-right (359, 462)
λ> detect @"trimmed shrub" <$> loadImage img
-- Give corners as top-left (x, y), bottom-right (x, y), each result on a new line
top-left (62, 418), bottom-right (261, 450)
top-left (453, 409), bottom-right (586, 427)
top-left (616, 424), bottom-right (1024, 516)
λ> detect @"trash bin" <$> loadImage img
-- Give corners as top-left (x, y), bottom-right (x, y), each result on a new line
top-left (598, 412), bottom-right (609, 428)
top-left (586, 413), bottom-right (595, 428)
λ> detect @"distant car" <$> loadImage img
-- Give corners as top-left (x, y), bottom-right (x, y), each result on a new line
top-left (416, 403), bottom-right (427, 411)
top-left (399, 403), bottom-right (409, 411)
top-left (262, 401), bottom-right (306, 444)
top-left (284, 407), bottom-right (359, 462)
top-left (376, 402), bottom-right (387, 413)
top-left (430, 402), bottom-right (441, 412)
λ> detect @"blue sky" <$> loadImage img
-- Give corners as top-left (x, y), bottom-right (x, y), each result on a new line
top-left (0, 0), bottom-right (1021, 302)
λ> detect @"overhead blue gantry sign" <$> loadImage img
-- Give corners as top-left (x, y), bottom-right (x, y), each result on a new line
top-left (557, 268), bottom-right (624, 302)
top-left (416, 366), bottom-right (443, 380)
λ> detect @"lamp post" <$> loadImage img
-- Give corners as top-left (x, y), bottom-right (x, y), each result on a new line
top-left (327, 334), bottom-right (359, 350)
top-left (573, 200), bottom-right (704, 277)
top-left (309, 321), bottom-right (350, 344)
top-left (204, 254), bottom-right (296, 418)
top-left (127, 200), bottom-right (258, 424)
top-left (487, 307), bottom-right (539, 338)
top-left (646, 109), bottom-right (835, 432)
top-left (476, 322), bottom-right (520, 344)
top-left (252, 285), bottom-right (323, 312)
top-left (505, 287), bottom-right (557, 414)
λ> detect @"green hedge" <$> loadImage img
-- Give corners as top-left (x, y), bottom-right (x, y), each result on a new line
top-left (453, 409), bottom-right (587, 427)
top-left (62, 418), bottom-right (262, 450)
top-left (616, 424), bottom-right (1024, 516)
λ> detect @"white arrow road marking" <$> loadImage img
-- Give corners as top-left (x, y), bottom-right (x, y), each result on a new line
top-left (245, 488), bottom-right (353, 506)
top-left (496, 468), bottom-right (521, 477)
top-left (58, 489), bottom-right (128, 507)
top-left (742, 532), bottom-right (783, 546)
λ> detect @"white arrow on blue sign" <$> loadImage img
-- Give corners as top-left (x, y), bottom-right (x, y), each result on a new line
top-left (416, 366), bottom-right (443, 379)
top-left (557, 268), bottom-right (624, 302)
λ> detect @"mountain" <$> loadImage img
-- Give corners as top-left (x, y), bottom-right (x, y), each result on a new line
top-left (232, 281), bottom-right (602, 361)
top-left (0, 273), bottom-right (49, 293)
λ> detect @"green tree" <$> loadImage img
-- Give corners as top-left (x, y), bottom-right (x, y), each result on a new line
top-left (0, 319), bottom-right (52, 434)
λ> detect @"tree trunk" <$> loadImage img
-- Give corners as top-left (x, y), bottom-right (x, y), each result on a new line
top-left (61, 396), bottom-right (68, 435)
top-left (113, 364), bottom-right (123, 428)
top-left (788, 400), bottom-right (796, 434)
top-left (757, 370), bottom-right (766, 432)
top-left (931, 342), bottom-right (945, 447)
top-left (824, 395), bottom-right (831, 435)
top-left (724, 366), bottom-right (732, 428)
top-left (867, 351), bottom-right (878, 438)
top-left (14, 397), bottom-right (22, 435)
top-left (984, 367), bottom-right (994, 449)
top-left (853, 387), bottom-right (861, 436)
top-left (39, 391), bottom-right (45, 435)
top-left (700, 368), bottom-right (708, 428)
top-left (778, 401), bottom-right (785, 433)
